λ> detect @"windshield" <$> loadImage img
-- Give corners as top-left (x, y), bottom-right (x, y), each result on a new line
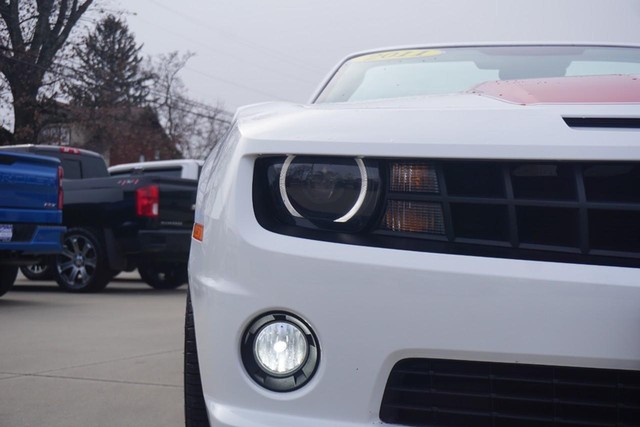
top-left (315, 46), bottom-right (640, 103)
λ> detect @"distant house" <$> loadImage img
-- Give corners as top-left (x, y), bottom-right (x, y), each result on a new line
top-left (37, 102), bottom-right (181, 166)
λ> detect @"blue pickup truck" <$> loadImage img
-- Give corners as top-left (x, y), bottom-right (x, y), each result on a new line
top-left (0, 150), bottom-right (65, 297)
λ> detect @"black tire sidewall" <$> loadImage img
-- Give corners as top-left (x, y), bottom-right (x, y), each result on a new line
top-left (0, 265), bottom-right (18, 297)
top-left (184, 290), bottom-right (210, 426)
top-left (139, 261), bottom-right (187, 290)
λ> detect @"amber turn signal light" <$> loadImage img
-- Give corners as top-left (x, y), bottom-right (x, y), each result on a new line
top-left (391, 162), bottom-right (439, 193)
top-left (193, 223), bottom-right (204, 241)
top-left (384, 201), bottom-right (445, 234)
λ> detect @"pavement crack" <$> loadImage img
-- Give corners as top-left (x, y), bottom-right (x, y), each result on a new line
top-left (33, 348), bottom-right (183, 375)
top-left (0, 373), bottom-right (24, 381)
top-left (16, 373), bottom-right (181, 389)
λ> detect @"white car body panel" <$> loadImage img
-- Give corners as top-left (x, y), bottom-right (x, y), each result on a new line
top-left (189, 46), bottom-right (640, 426)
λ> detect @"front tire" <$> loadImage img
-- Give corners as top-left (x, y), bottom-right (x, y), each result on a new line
top-left (184, 291), bottom-right (210, 426)
top-left (54, 228), bottom-right (111, 292)
top-left (0, 266), bottom-right (18, 297)
top-left (139, 261), bottom-right (187, 290)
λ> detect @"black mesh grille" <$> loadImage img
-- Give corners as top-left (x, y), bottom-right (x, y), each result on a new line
top-left (380, 358), bottom-right (640, 427)
top-left (378, 161), bottom-right (640, 268)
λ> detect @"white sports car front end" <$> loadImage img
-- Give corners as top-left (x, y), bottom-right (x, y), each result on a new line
top-left (186, 44), bottom-right (640, 427)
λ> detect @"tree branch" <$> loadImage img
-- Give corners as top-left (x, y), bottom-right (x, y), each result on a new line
top-left (30, 0), bottom-right (55, 58)
top-left (1, 0), bottom-right (25, 53)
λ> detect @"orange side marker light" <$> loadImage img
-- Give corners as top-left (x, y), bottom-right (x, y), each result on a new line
top-left (193, 223), bottom-right (204, 241)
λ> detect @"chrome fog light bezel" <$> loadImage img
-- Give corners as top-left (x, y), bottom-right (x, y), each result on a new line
top-left (241, 312), bottom-right (320, 392)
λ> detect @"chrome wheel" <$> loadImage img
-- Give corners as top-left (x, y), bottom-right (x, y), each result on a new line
top-left (27, 263), bottom-right (48, 275)
top-left (20, 261), bottom-right (54, 280)
top-left (57, 234), bottom-right (97, 289)
top-left (53, 228), bottom-right (112, 292)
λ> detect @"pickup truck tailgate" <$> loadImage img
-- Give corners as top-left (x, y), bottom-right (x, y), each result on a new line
top-left (0, 152), bottom-right (61, 223)
top-left (153, 177), bottom-right (197, 228)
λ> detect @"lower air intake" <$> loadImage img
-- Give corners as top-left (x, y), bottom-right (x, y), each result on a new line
top-left (380, 358), bottom-right (640, 427)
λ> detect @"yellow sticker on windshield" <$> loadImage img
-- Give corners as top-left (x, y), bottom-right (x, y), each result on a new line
top-left (353, 49), bottom-right (444, 62)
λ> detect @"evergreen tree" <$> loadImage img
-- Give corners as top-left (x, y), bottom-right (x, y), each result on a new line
top-left (67, 14), bottom-right (151, 108)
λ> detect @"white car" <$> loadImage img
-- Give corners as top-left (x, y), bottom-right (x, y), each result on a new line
top-left (186, 44), bottom-right (640, 427)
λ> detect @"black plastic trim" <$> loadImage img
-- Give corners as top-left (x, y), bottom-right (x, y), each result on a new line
top-left (253, 158), bottom-right (640, 269)
top-left (380, 358), bottom-right (640, 427)
top-left (564, 117), bottom-right (640, 129)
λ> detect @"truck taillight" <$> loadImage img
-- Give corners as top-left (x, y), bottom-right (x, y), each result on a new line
top-left (58, 165), bottom-right (64, 210)
top-left (136, 185), bottom-right (159, 217)
top-left (59, 147), bottom-right (81, 154)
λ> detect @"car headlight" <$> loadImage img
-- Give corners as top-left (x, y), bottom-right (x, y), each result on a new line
top-left (241, 312), bottom-right (320, 392)
top-left (254, 155), bottom-right (382, 232)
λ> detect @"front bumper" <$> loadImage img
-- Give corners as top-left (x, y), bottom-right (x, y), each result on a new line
top-left (189, 221), bottom-right (640, 426)
top-left (188, 122), bottom-right (640, 425)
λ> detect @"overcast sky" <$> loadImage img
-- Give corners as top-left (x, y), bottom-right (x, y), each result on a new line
top-left (1, 0), bottom-right (638, 130)
top-left (117, 0), bottom-right (640, 114)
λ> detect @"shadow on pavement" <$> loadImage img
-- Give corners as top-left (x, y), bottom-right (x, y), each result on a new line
top-left (10, 282), bottom-right (186, 295)
top-left (0, 297), bottom-right (50, 307)
top-left (11, 284), bottom-right (62, 293)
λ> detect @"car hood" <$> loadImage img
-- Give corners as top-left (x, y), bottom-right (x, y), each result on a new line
top-left (234, 77), bottom-right (640, 162)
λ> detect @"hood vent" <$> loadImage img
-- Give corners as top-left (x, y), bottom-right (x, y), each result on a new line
top-left (564, 117), bottom-right (640, 129)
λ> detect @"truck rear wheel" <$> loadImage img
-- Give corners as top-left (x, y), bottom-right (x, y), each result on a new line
top-left (20, 259), bottom-right (54, 281)
top-left (54, 228), bottom-right (111, 292)
top-left (139, 261), bottom-right (187, 290)
top-left (0, 266), bottom-right (18, 297)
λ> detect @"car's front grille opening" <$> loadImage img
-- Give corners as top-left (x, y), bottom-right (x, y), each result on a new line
top-left (451, 203), bottom-right (509, 241)
top-left (583, 164), bottom-right (640, 203)
top-left (516, 207), bottom-right (579, 247)
top-left (443, 162), bottom-right (505, 197)
top-left (380, 358), bottom-right (640, 427)
top-left (376, 160), bottom-right (640, 268)
top-left (589, 209), bottom-right (640, 252)
top-left (511, 163), bottom-right (576, 200)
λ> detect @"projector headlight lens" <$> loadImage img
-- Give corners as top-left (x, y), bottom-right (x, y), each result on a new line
top-left (242, 312), bottom-right (320, 392)
top-left (280, 155), bottom-right (368, 223)
top-left (254, 321), bottom-right (308, 376)
top-left (254, 155), bottom-right (382, 232)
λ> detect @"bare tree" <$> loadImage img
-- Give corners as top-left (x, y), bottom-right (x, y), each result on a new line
top-left (151, 51), bottom-right (230, 160)
top-left (0, 0), bottom-right (94, 144)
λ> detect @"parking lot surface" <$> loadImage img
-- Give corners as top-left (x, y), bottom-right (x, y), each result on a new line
top-left (0, 272), bottom-right (186, 427)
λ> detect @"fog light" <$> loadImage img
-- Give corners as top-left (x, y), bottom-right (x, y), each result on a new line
top-left (242, 312), bottom-right (320, 392)
top-left (254, 322), bottom-right (308, 376)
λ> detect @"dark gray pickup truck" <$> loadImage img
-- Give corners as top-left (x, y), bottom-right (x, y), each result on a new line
top-left (1, 145), bottom-right (197, 292)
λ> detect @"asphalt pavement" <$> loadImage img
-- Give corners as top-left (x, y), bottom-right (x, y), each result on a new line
top-left (0, 272), bottom-right (187, 427)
